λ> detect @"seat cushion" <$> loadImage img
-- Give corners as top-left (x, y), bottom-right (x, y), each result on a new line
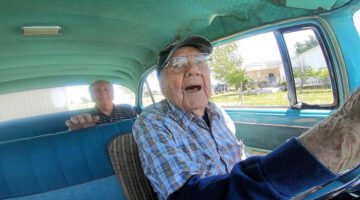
top-left (108, 134), bottom-right (157, 200)
top-left (8, 175), bottom-right (126, 200)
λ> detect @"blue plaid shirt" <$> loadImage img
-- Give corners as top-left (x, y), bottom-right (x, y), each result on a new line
top-left (133, 100), bottom-right (244, 200)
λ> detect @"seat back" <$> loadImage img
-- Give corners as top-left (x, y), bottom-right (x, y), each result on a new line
top-left (108, 134), bottom-right (157, 200)
top-left (0, 109), bottom-right (91, 142)
top-left (0, 119), bottom-right (135, 199)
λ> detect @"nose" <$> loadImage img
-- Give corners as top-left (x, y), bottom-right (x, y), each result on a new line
top-left (184, 59), bottom-right (200, 77)
top-left (97, 89), bottom-right (108, 96)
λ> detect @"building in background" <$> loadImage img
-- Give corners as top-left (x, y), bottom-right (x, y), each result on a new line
top-left (244, 60), bottom-right (285, 87)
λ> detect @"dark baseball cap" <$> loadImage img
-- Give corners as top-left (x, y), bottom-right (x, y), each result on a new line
top-left (156, 35), bottom-right (213, 76)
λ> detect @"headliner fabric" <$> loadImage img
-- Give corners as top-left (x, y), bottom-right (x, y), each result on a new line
top-left (287, 0), bottom-right (339, 10)
top-left (0, 0), bottom-right (352, 95)
top-left (108, 134), bottom-right (157, 200)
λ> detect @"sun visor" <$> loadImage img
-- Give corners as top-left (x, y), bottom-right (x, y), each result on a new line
top-left (286, 0), bottom-right (338, 10)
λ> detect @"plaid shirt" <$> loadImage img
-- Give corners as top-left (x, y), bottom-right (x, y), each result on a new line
top-left (133, 100), bottom-right (244, 200)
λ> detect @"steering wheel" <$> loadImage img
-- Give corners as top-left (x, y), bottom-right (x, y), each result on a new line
top-left (294, 165), bottom-right (360, 200)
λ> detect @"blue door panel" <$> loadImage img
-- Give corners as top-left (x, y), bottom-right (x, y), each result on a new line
top-left (225, 108), bottom-right (332, 150)
top-left (235, 122), bottom-right (308, 150)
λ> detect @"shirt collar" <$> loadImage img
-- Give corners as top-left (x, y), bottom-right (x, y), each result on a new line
top-left (94, 103), bottom-right (115, 116)
top-left (205, 102), bottom-right (221, 120)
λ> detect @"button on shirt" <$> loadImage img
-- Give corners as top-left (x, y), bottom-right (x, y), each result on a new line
top-left (90, 104), bottom-right (137, 125)
top-left (133, 100), bottom-right (244, 200)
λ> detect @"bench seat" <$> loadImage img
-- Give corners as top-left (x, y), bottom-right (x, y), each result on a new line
top-left (0, 109), bottom-right (91, 143)
top-left (0, 119), bottom-right (135, 199)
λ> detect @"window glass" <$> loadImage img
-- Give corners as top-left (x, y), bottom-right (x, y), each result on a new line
top-left (0, 84), bottom-right (135, 122)
top-left (283, 29), bottom-right (334, 105)
top-left (210, 32), bottom-right (289, 107)
top-left (142, 71), bottom-right (165, 107)
top-left (141, 27), bottom-right (335, 108)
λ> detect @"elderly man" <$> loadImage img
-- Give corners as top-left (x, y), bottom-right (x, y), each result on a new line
top-left (133, 35), bottom-right (360, 200)
top-left (65, 80), bottom-right (137, 131)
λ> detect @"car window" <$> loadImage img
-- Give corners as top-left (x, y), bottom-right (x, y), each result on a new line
top-left (210, 26), bottom-right (336, 108)
top-left (210, 32), bottom-right (288, 107)
top-left (283, 28), bottom-right (334, 106)
top-left (141, 71), bottom-right (165, 107)
top-left (0, 84), bottom-right (135, 122)
top-left (141, 26), bottom-right (337, 109)
top-left (141, 33), bottom-right (288, 108)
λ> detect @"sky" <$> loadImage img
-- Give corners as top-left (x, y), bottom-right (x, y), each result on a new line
top-left (235, 30), bottom-right (319, 67)
top-left (236, 32), bottom-right (281, 66)
top-left (235, 10), bottom-right (360, 66)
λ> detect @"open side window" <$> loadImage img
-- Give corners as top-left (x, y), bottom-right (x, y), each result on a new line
top-left (140, 25), bottom-right (338, 110)
top-left (210, 25), bottom-right (338, 109)
top-left (278, 25), bottom-right (338, 109)
top-left (141, 71), bottom-right (165, 108)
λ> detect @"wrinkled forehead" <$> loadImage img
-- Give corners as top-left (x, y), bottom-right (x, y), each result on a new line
top-left (171, 46), bottom-right (202, 58)
top-left (96, 82), bottom-right (110, 87)
top-left (90, 81), bottom-right (113, 92)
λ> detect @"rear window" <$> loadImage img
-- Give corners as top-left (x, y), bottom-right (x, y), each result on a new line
top-left (0, 84), bottom-right (135, 122)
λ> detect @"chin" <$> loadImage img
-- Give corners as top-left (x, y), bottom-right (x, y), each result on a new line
top-left (183, 100), bottom-right (208, 111)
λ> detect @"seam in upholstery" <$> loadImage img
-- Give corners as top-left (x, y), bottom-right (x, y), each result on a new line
top-left (0, 146), bottom-right (14, 197)
top-left (70, 132), bottom-right (95, 183)
top-left (52, 135), bottom-right (71, 186)
top-left (80, 130), bottom-right (96, 179)
top-left (25, 140), bottom-right (43, 192)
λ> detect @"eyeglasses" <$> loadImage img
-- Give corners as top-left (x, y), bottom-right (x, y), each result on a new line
top-left (163, 53), bottom-right (211, 74)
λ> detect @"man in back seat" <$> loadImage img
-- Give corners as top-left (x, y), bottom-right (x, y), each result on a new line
top-left (65, 80), bottom-right (137, 131)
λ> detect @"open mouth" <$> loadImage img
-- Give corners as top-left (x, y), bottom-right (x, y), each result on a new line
top-left (185, 85), bottom-right (202, 93)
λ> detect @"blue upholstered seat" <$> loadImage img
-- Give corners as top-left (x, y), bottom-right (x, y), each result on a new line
top-left (0, 119), bottom-right (135, 199)
top-left (0, 110), bottom-right (91, 143)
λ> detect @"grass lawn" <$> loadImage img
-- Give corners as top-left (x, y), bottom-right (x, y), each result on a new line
top-left (210, 88), bottom-right (333, 106)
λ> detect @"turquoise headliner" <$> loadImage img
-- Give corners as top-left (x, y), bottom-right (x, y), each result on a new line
top-left (0, 0), bottom-right (353, 95)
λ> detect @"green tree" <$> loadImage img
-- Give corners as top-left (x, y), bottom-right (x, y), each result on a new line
top-left (315, 68), bottom-right (329, 80)
top-left (295, 35), bottom-right (319, 55)
top-left (293, 35), bottom-right (320, 93)
top-left (211, 42), bottom-right (247, 89)
top-left (293, 67), bottom-right (316, 93)
top-left (293, 67), bottom-right (316, 79)
top-left (314, 68), bottom-right (330, 88)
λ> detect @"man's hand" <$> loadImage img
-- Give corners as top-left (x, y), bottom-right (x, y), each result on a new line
top-left (299, 87), bottom-right (360, 174)
top-left (65, 113), bottom-right (100, 131)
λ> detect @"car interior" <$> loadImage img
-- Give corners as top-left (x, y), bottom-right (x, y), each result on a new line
top-left (0, 0), bottom-right (359, 199)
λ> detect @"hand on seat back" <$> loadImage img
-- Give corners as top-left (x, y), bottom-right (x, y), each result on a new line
top-left (65, 113), bottom-right (99, 131)
top-left (299, 87), bottom-right (360, 174)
